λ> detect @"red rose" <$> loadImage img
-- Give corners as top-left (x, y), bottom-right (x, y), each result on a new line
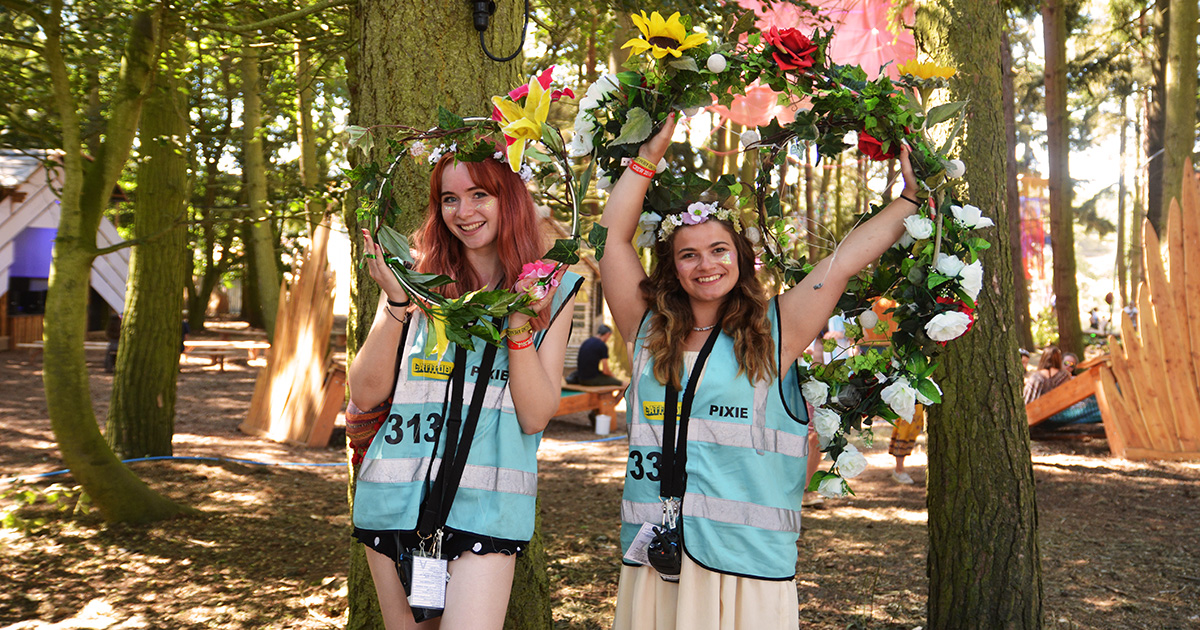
top-left (763, 27), bottom-right (818, 73)
top-left (857, 131), bottom-right (899, 161)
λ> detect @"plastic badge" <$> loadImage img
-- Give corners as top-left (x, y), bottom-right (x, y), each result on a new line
top-left (623, 522), bottom-right (658, 566)
top-left (407, 555), bottom-right (448, 610)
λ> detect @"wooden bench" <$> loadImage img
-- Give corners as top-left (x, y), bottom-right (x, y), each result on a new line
top-left (1026, 358), bottom-right (1112, 427)
top-left (17, 341), bottom-right (109, 358)
top-left (183, 348), bottom-right (249, 372)
top-left (555, 382), bottom-right (625, 430)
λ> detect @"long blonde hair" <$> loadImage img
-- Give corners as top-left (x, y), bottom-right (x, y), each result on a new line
top-left (638, 220), bottom-right (776, 389)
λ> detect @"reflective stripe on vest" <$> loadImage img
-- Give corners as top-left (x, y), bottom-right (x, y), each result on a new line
top-left (623, 492), bottom-right (801, 533)
top-left (629, 417), bottom-right (808, 459)
top-left (359, 456), bottom-right (537, 496)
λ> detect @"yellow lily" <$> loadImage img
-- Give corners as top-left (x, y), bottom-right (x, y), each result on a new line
top-left (622, 10), bottom-right (707, 59)
top-left (491, 75), bottom-right (552, 172)
top-left (426, 308), bottom-right (451, 359)
top-left (897, 59), bottom-right (956, 80)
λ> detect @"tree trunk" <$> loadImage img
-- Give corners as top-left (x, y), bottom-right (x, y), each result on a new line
top-left (1042, 0), bottom-right (1083, 357)
top-left (1143, 0), bottom-right (1168, 235)
top-left (296, 40), bottom-right (323, 234)
top-left (1161, 0), bottom-right (1198, 216)
top-left (106, 24), bottom-right (189, 458)
top-left (1116, 95), bottom-right (1129, 312)
top-left (1001, 28), bottom-right (1033, 351)
top-left (346, 2), bottom-right (543, 627)
top-left (917, 1), bottom-right (1043, 627)
top-left (241, 42), bottom-right (280, 340)
top-left (41, 6), bottom-right (190, 522)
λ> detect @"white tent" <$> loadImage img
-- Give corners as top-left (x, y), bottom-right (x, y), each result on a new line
top-left (0, 150), bottom-right (129, 324)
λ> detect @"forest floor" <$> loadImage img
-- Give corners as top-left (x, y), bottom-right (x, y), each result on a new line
top-left (1, 339), bottom-right (1199, 629)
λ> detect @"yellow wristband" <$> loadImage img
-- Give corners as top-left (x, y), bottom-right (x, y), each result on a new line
top-left (506, 322), bottom-right (533, 339)
top-left (633, 156), bottom-right (657, 173)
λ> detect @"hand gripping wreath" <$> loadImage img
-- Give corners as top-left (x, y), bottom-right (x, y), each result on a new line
top-left (572, 10), bottom-right (994, 496)
top-left (346, 67), bottom-right (607, 357)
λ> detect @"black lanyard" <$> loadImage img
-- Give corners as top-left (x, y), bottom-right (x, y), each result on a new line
top-left (416, 330), bottom-right (501, 538)
top-left (659, 327), bottom-right (721, 499)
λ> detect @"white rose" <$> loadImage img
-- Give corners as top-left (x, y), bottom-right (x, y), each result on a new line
top-left (858, 310), bottom-right (879, 330)
top-left (935, 253), bottom-right (965, 278)
top-left (835, 444), bottom-right (868, 479)
top-left (959, 260), bottom-right (983, 301)
top-left (950, 204), bottom-right (995, 229)
top-left (903, 215), bottom-right (934, 240)
top-left (914, 377), bottom-right (942, 406)
top-left (744, 226), bottom-right (761, 245)
top-left (706, 53), bottom-right (727, 73)
top-left (842, 130), bottom-right (858, 146)
top-left (943, 159), bottom-right (966, 178)
top-left (635, 230), bottom-right (656, 248)
top-left (817, 476), bottom-right (846, 498)
top-left (880, 378), bottom-right (917, 422)
top-left (925, 310), bottom-right (972, 342)
top-left (812, 407), bottom-right (840, 439)
top-left (596, 172), bottom-right (613, 192)
top-left (740, 129), bottom-right (761, 147)
top-left (657, 157), bottom-right (669, 172)
top-left (895, 233), bottom-right (915, 249)
top-left (567, 121), bottom-right (595, 158)
top-left (802, 379), bottom-right (829, 406)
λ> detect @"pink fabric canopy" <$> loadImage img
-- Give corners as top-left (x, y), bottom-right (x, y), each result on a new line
top-left (710, 0), bottom-right (916, 127)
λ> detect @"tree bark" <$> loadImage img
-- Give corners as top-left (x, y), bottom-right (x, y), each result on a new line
top-left (1142, 0), bottom-right (1168, 235)
top-left (345, 2), bottom-right (544, 628)
top-left (40, 5), bottom-right (191, 522)
top-left (106, 22), bottom-right (189, 459)
top-left (917, 1), bottom-right (1043, 627)
top-left (1160, 0), bottom-right (1198, 216)
top-left (1001, 28), bottom-right (1033, 351)
top-left (1042, 0), bottom-right (1082, 357)
top-left (241, 42), bottom-right (280, 340)
top-left (296, 39), bottom-right (323, 234)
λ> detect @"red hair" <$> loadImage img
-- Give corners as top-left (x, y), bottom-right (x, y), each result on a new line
top-left (414, 155), bottom-right (552, 329)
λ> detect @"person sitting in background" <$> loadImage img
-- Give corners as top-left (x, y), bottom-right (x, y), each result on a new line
top-left (1019, 348), bottom-right (1031, 373)
top-left (1062, 352), bottom-right (1078, 375)
top-left (1023, 346), bottom-right (1072, 404)
top-left (566, 324), bottom-right (623, 386)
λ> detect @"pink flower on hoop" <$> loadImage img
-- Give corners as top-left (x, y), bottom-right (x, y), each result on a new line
top-left (518, 260), bottom-right (561, 300)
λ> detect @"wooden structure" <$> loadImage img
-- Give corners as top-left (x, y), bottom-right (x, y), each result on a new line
top-left (1098, 160), bottom-right (1200, 461)
top-left (1025, 357), bottom-right (1111, 427)
top-left (0, 150), bottom-right (129, 349)
top-left (241, 224), bottom-right (345, 447)
top-left (555, 382), bottom-right (625, 431)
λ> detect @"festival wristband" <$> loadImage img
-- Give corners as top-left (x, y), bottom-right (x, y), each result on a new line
top-left (387, 297), bottom-right (410, 308)
top-left (629, 157), bottom-right (655, 178)
top-left (506, 322), bottom-right (533, 339)
top-left (899, 194), bottom-right (921, 208)
top-left (507, 334), bottom-right (534, 351)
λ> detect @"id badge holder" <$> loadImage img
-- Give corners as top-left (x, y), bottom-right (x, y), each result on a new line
top-left (397, 530), bottom-right (449, 619)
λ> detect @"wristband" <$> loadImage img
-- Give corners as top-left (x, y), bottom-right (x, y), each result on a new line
top-left (385, 306), bottom-right (407, 324)
top-left (505, 321), bottom-right (533, 339)
top-left (386, 297), bottom-right (410, 308)
top-left (629, 158), bottom-right (655, 178)
top-left (507, 334), bottom-right (534, 351)
top-left (899, 194), bottom-right (921, 208)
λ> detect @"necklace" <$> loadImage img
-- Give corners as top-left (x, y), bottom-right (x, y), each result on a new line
top-left (692, 324), bottom-right (716, 332)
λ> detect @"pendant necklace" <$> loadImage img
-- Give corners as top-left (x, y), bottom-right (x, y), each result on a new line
top-left (692, 324), bottom-right (716, 332)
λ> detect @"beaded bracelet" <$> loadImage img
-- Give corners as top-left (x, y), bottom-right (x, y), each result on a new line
top-left (507, 334), bottom-right (534, 351)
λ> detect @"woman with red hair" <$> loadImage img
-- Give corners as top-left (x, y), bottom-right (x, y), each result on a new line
top-left (349, 152), bottom-right (581, 629)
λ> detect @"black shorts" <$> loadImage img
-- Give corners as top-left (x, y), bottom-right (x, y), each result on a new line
top-left (354, 526), bottom-right (527, 562)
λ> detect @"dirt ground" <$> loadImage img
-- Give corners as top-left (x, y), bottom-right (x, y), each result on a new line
top-left (1, 343), bottom-right (1199, 629)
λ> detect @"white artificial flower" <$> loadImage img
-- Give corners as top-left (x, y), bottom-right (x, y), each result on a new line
top-left (880, 378), bottom-right (918, 422)
top-left (657, 157), bottom-right (669, 172)
top-left (683, 106), bottom-right (703, 117)
top-left (410, 141), bottom-right (427, 157)
top-left (802, 380), bottom-right (829, 406)
top-left (959, 260), bottom-right (983, 301)
top-left (493, 150), bottom-right (505, 161)
top-left (817, 476), bottom-right (846, 498)
top-left (950, 204), bottom-right (995, 229)
top-left (706, 53), bottom-right (727, 73)
top-left (568, 114), bottom-right (596, 157)
top-left (903, 215), bottom-right (934, 240)
top-left (925, 311), bottom-right (972, 342)
top-left (935, 253), bottom-right (965, 278)
top-left (835, 444), bottom-right (868, 479)
top-left (895, 233), bottom-right (915, 249)
top-left (740, 129), bottom-right (761, 147)
top-left (875, 372), bottom-right (888, 384)
top-left (943, 159), bottom-right (966, 178)
top-left (842, 130), bottom-right (858, 146)
top-left (579, 73), bottom-right (620, 112)
top-left (858, 310), bottom-right (879, 330)
top-left (518, 164), bottom-right (535, 183)
top-left (914, 377), bottom-right (942, 406)
top-left (635, 230), bottom-right (656, 248)
top-left (596, 172), bottom-right (613, 192)
top-left (744, 226), bottom-right (761, 245)
top-left (812, 407), bottom-right (841, 440)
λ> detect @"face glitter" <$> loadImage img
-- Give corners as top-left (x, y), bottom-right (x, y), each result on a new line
top-left (718, 252), bottom-right (732, 265)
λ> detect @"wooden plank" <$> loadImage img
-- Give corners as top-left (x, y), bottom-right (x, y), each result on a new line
top-left (1183, 160), bottom-right (1200, 409)
top-left (1112, 315), bottom-right (1158, 449)
top-left (1159, 205), bottom-right (1200, 451)
top-left (307, 362), bottom-right (346, 448)
top-left (1139, 223), bottom-right (1185, 438)
top-left (1025, 367), bottom-right (1099, 426)
top-left (1121, 448), bottom-right (1200, 462)
top-left (1096, 367), bottom-right (1131, 457)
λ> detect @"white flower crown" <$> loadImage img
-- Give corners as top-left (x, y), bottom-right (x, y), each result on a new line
top-left (635, 202), bottom-right (742, 247)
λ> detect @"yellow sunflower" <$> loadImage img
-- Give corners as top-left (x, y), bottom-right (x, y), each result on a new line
top-left (622, 11), bottom-right (707, 59)
top-left (897, 59), bottom-right (956, 80)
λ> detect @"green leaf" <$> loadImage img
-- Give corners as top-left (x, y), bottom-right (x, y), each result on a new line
top-left (616, 71), bottom-right (643, 86)
top-left (588, 224), bottom-right (608, 261)
top-left (541, 122), bottom-right (565, 154)
top-left (668, 57), bottom-right (700, 73)
top-left (544, 238), bottom-right (581, 265)
top-left (925, 101), bottom-right (966, 128)
top-left (613, 108), bottom-right (653, 145)
top-left (437, 106), bottom-right (465, 131)
top-left (346, 125), bottom-right (373, 156)
top-left (377, 225), bottom-right (415, 265)
top-left (730, 11), bottom-right (757, 36)
top-left (915, 379), bottom-right (942, 404)
top-left (575, 159), bottom-right (596, 209)
top-left (806, 470), bottom-right (838, 493)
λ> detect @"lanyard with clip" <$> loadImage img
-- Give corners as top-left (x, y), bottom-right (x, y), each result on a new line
top-left (659, 326), bottom-right (721, 505)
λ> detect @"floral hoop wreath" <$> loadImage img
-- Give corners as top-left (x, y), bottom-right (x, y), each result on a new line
top-left (346, 67), bottom-right (603, 357)
top-left (572, 10), bottom-right (993, 496)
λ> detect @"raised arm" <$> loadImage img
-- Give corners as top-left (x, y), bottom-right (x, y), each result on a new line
top-left (778, 147), bottom-right (920, 367)
top-left (347, 229), bottom-right (413, 410)
top-left (505, 268), bottom-right (577, 434)
top-left (598, 113), bottom-right (679, 341)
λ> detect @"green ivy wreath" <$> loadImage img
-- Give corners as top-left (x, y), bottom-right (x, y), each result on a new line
top-left (570, 9), bottom-right (993, 496)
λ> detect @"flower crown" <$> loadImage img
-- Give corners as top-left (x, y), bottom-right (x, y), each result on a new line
top-left (636, 202), bottom-right (742, 247)
top-left (418, 144), bottom-right (535, 183)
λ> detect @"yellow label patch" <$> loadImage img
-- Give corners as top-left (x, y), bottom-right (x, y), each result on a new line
top-left (411, 358), bottom-right (454, 380)
top-left (642, 401), bottom-right (680, 422)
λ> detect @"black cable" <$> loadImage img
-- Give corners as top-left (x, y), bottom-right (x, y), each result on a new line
top-left (478, 0), bottom-right (529, 62)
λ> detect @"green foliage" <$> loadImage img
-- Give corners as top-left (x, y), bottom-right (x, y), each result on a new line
top-left (1033, 305), bottom-right (1059, 348)
top-left (1, 482), bottom-right (91, 534)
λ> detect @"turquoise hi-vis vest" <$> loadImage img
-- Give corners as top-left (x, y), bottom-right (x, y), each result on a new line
top-left (620, 299), bottom-right (810, 580)
top-left (353, 272), bottom-right (581, 542)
